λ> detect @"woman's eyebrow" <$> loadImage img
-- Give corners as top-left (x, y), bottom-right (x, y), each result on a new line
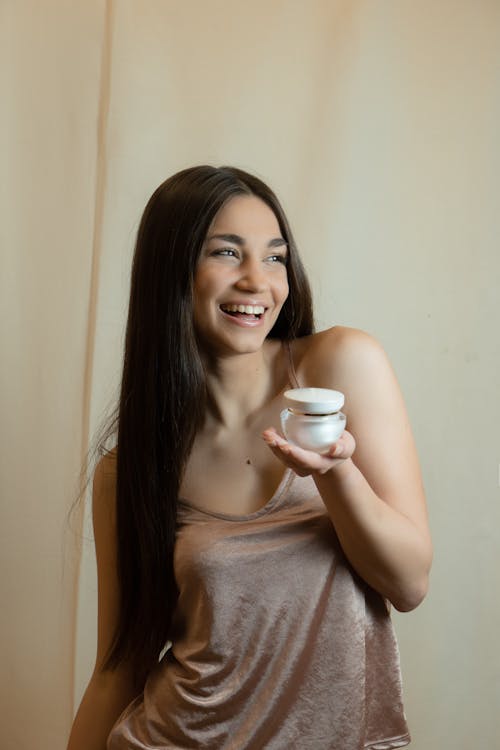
top-left (206, 233), bottom-right (288, 248)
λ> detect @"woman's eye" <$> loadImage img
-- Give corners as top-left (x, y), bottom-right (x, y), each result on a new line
top-left (212, 248), bottom-right (238, 257)
top-left (268, 254), bottom-right (288, 264)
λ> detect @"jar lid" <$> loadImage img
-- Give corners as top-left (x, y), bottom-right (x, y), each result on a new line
top-left (284, 387), bottom-right (345, 414)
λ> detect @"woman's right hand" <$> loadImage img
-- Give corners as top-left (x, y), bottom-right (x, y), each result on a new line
top-left (262, 427), bottom-right (356, 477)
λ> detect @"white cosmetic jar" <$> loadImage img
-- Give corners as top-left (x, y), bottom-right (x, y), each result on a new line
top-left (280, 388), bottom-right (346, 454)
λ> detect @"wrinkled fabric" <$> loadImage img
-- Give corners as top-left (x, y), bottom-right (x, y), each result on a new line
top-left (107, 470), bottom-right (410, 749)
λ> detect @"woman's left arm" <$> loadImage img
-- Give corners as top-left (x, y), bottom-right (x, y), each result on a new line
top-left (263, 327), bottom-right (432, 612)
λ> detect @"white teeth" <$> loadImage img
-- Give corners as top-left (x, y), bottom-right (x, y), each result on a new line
top-left (221, 304), bottom-right (265, 315)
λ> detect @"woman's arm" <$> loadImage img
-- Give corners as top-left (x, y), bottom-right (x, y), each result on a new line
top-left (263, 326), bottom-right (432, 612)
top-left (67, 454), bottom-right (145, 750)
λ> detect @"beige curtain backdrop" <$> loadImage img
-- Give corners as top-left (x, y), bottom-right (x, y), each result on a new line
top-left (2, 1), bottom-right (499, 748)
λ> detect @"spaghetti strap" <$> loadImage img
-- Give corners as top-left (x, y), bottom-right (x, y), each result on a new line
top-left (284, 340), bottom-right (300, 388)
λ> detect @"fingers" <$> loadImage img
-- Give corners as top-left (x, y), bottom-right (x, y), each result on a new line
top-left (262, 428), bottom-right (313, 475)
top-left (262, 428), bottom-right (356, 479)
top-left (262, 427), bottom-right (338, 477)
top-left (262, 428), bottom-right (287, 449)
top-left (262, 429), bottom-right (296, 464)
top-left (326, 431), bottom-right (356, 460)
top-left (263, 428), bottom-right (349, 457)
top-left (326, 441), bottom-right (344, 458)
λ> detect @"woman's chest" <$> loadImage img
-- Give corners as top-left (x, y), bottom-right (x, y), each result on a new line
top-left (180, 438), bottom-right (286, 516)
top-left (179, 403), bottom-right (288, 516)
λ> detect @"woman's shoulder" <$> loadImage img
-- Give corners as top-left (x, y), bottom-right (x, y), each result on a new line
top-left (291, 325), bottom-right (384, 386)
top-left (92, 447), bottom-right (118, 521)
top-left (305, 324), bottom-right (377, 348)
top-left (93, 446), bottom-right (118, 485)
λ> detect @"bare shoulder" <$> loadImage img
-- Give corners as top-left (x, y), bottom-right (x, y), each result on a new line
top-left (293, 325), bottom-right (389, 396)
top-left (94, 447), bottom-right (117, 482)
top-left (311, 325), bottom-right (378, 355)
top-left (92, 448), bottom-right (118, 521)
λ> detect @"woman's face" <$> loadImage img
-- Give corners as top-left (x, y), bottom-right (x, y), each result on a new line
top-left (193, 195), bottom-right (289, 356)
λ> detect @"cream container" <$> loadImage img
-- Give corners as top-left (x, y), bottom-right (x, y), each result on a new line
top-left (280, 387), bottom-right (346, 454)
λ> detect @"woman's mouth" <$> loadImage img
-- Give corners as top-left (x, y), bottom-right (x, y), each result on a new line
top-left (220, 303), bottom-right (265, 317)
top-left (219, 303), bottom-right (267, 326)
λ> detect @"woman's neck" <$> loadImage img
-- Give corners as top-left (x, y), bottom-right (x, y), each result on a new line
top-left (201, 340), bottom-right (284, 430)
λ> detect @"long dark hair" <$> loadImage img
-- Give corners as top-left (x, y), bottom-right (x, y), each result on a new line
top-left (102, 165), bottom-right (314, 683)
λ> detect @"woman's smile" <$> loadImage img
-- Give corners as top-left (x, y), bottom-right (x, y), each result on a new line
top-left (219, 310), bottom-right (266, 327)
top-left (219, 301), bottom-right (267, 326)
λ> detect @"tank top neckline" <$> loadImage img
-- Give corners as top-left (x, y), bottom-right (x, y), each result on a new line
top-left (177, 341), bottom-right (300, 521)
top-left (177, 466), bottom-right (295, 521)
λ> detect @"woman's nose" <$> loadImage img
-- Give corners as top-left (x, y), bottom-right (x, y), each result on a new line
top-left (234, 259), bottom-right (267, 292)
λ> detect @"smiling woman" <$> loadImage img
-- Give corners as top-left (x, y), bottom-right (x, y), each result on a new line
top-left (67, 166), bottom-right (431, 750)
top-left (193, 195), bottom-right (290, 353)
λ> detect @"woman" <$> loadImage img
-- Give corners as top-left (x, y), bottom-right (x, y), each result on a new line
top-left (67, 165), bottom-right (432, 750)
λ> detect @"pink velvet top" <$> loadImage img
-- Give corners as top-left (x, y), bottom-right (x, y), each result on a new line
top-left (107, 468), bottom-right (410, 749)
